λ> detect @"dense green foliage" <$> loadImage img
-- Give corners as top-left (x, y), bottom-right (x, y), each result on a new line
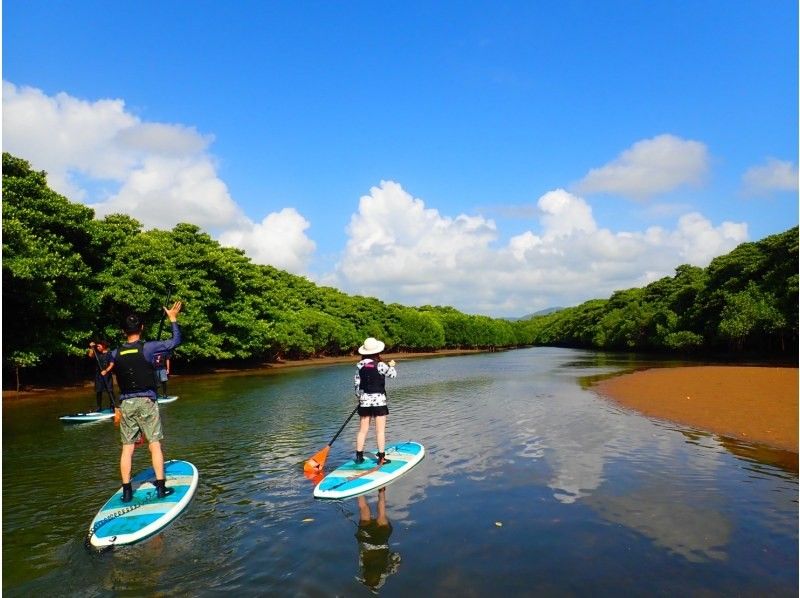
top-left (2, 154), bottom-right (523, 387)
top-left (515, 229), bottom-right (798, 355)
top-left (3, 153), bottom-right (797, 388)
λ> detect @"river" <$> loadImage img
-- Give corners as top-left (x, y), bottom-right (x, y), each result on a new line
top-left (3, 347), bottom-right (797, 596)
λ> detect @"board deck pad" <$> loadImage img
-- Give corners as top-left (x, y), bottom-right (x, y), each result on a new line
top-left (313, 441), bottom-right (425, 499)
top-left (88, 459), bottom-right (198, 548)
top-left (60, 408), bottom-right (115, 423)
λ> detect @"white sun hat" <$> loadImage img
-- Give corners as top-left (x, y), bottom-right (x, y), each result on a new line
top-left (358, 337), bottom-right (385, 355)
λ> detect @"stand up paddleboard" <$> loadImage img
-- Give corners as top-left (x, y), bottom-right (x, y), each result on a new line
top-left (87, 459), bottom-right (198, 548)
top-left (156, 395), bottom-right (179, 404)
top-left (60, 408), bottom-right (115, 423)
top-left (314, 441), bottom-right (425, 499)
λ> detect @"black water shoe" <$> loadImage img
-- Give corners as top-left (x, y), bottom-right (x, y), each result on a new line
top-left (155, 479), bottom-right (174, 499)
top-left (121, 483), bottom-right (133, 503)
top-left (355, 451), bottom-right (365, 464)
top-left (377, 452), bottom-right (391, 465)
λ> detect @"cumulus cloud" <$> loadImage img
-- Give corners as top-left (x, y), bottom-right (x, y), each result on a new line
top-left (741, 158), bottom-right (799, 195)
top-left (2, 81), bottom-right (315, 273)
top-left (333, 182), bottom-right (747, 316)
top-left (2, 82), bottom-right (752, 313)
top-left (218, 208), bottom-right (316, 273)
top-left (3, 81), bottom-right (139, 198)
top-left (336, 181), bottom-right (499, 293)
top-left (90, 155), bottom-right (245, 230)
top-left (576, 134), bottom-right (709, 200)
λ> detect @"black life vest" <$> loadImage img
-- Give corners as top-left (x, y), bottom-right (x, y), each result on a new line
top-left (96, 351), bottom-right (112, 371)
top-left (114, 341), bottom-right (157, 394)
top-left (359, 360), bottom-right (386, 394)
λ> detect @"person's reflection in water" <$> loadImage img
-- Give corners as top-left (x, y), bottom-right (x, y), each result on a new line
top-left (355, 487), bottom-right (401, 592)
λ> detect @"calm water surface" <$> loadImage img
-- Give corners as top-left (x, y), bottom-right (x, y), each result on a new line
top-left (3, 348), bottom-right (797, 596)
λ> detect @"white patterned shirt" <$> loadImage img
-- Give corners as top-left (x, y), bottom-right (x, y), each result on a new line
top-left (354, 359), bottom-right (397, 407)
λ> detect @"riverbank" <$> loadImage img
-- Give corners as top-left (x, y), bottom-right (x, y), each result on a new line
top-left (593, 366), bottom-right (798, 453)
top-left (2, 348), bottom-right (485, 400)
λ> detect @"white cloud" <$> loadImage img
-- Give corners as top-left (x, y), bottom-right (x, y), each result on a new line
top-left (3, 82), bottom-right (752, 315)
top-left (576, 134), bottom-right (709, 200)
top-left (218, 208), bottom-right (316, 274)
top-left (114, 122), bottom-right (213, 156)
top-left (2, 81), bottom-right (315, 272)
top-left (3, 81), bottom-right (138, 198)
top-left (90, 155), bottom-right (244, 230)
top-left (336, 181), bottom-right (499, 292)
top-left (741, 158), bottom-right (799, 195)
top-left (333, 182), bottom-right (747, 316)
top-left (538, 188), bottom-right (597, 238)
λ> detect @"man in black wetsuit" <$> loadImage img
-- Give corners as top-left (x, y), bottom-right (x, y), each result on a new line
top-left (101, 301), bottom-right (183, 502)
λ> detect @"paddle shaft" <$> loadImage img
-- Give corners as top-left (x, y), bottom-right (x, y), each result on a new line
top-left (328, 405), bottom-right (359, 447)
top-left (156, 286), bottom-right (175, 340)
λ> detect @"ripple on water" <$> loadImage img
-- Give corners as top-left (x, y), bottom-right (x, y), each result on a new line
top-left (3, 348), bottom-right (797, 596)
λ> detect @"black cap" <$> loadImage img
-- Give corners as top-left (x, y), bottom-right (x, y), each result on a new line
top-left (123, 314), bottom-right (143, 333)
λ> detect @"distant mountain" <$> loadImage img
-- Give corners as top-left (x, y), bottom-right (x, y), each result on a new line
top-left (506, 307), bottom-right (564, 321)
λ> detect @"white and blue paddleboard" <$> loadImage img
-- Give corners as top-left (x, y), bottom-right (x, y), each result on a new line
top-left (314, 441), bottom-right (425, 499)
top-left (156, 395), bottom-right (179, 404)
top-left (87, 459), bottom-right (198, 548)
top-left (60, 408), bottom-right (115, 423)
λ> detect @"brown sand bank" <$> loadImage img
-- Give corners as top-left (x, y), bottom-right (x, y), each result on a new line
top-left (594, 366), bottom-right (798, 453)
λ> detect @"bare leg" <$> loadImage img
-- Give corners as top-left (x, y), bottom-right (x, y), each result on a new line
top-left (357, 495), bottom-right (371, 524)
top-left (120, 444), bottom-right (135, 483)
top-left (149, 440), bottom-right (165, 479)
top-left (356, 416), bottom-right (371, 452)
top-left (376, 487), bottom-right (388, 526)
top-left (375, 415), bottom-right (387, 453)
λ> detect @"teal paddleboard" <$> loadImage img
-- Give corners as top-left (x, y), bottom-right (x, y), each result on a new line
top-left (314, 441), bottom-right (425, 499)
top-left (87, 459), bottom-right (198, 548)
top-left (60, 408), bottom-right (115, 423)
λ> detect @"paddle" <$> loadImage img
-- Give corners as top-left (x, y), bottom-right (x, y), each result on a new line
top-left (156, 284), bottom-right (176, 341)
top-left (304, 405), bottom-right (359, 473)
top-left (153, 285), bottom-right (176, 399)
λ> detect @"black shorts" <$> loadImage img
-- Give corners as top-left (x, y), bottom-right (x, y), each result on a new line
top-left (358, 405), bottom-right (389, 417)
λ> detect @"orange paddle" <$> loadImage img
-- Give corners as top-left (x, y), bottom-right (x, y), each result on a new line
top-left (304, 405), bottom-right (359, 473)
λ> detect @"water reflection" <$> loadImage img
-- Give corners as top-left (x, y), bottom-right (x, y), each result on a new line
top-left (586, 485), bottom-right (732, 563)
top-left (3, 348), bottom-right (797, 596)
top-left (354, 487), bottom-right (401, 592)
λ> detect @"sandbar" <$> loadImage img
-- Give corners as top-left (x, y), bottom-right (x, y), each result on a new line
top-left (594, 366), bottom-right (798, 453)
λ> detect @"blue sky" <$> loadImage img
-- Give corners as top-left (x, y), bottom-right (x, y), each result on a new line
top-left (4, 1), bottom-right (797, 317)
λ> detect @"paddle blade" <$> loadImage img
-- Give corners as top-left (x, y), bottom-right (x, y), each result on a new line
top-left (304, 468), bottom-right (325, 485)
top-left (304, 446), bottom-right (330, 473)
top-left (114, 408), bottom-right (121, 425)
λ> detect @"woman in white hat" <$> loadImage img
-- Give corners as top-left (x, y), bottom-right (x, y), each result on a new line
top-left (354, 337), bottom-right (397, 465)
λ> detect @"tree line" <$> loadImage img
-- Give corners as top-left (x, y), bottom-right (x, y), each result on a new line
top-left (3, 152), bottom-right (797, 389)
top-left (515, 227), bottom-right (798, 356)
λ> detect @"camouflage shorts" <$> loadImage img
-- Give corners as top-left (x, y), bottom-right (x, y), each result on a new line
top-left (120, 397), bottom-right (164, 445)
